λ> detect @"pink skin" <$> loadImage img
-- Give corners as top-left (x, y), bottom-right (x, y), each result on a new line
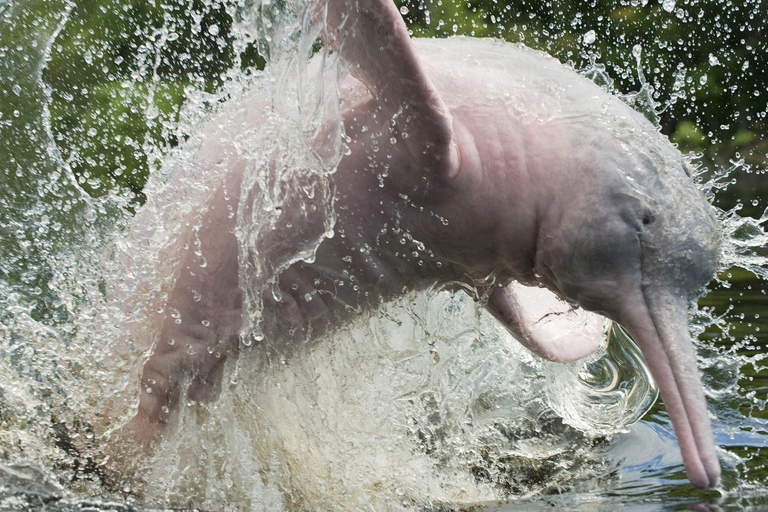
top-left (129, 0), bottom-right (721, 489)
top-left (488, 283), bottom-right (604, 363)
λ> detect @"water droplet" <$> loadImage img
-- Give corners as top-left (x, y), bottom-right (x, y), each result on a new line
top-left (202, 319), bottom-right (210, 327)
top-left (208, 24), bottom-right (220, 36)
top-left (399, 5), bottom-right (409, 15)
top-left (662, 0), bottom-right (676, 12)
top-left (583, 30), bottom-right (596, 44)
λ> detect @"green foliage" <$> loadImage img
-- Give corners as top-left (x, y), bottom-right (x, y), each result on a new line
top-left (672, 120), bottom-right (707, 152)
top-left (42, 0), bottom-right (241, 204)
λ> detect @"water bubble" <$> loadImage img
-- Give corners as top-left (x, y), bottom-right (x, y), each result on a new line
top-left (399, 5), bottom-right (409, 15)
top-left (208, 24), bottom-right (220, 36)
top-left (662, 0), bottom-right (676, 13)
top-left (202, 319), bottom-right (210, 327)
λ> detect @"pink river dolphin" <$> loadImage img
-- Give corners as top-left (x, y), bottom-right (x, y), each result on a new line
top-left (127, 0), bottom-right (722, 489)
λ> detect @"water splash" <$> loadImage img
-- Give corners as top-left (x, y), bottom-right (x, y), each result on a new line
top-left (0, 0), bottom-right (767, 509)
top-left (548, 323), bottom-right (659, 435)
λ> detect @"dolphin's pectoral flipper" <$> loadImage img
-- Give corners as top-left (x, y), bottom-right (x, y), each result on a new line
top-left (319, 0), bottom-right (459, 181)
top-left (487, 282), bottom-right (604, 363)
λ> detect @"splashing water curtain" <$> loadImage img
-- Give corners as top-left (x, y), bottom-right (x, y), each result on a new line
top-left (1, 0), bottom-right (766, 509)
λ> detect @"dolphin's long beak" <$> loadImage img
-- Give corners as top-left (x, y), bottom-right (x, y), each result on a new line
top-left (621, 289), bottom-right (721, 489)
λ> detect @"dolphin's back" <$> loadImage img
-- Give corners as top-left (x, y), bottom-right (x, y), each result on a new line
top-left (413, 37), bottom-right (650, 128)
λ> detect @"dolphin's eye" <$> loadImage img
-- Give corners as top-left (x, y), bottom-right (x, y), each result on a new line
top-left (642, 213), bottom-right (653, 226)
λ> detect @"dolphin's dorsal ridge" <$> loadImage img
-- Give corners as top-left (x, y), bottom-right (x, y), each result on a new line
top-left (318, 0), bottom-right (460, 184)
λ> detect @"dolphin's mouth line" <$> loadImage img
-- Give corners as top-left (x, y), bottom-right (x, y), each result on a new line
top-left (636, 279), bottom-right (720, 489)
top-left (635, 228), bottom-right (717, 487)
top-left (639, 288), bottom-right (703, 466)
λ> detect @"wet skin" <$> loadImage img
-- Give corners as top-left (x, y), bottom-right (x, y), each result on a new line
top-left (130, 0), bottom-right (722, 489)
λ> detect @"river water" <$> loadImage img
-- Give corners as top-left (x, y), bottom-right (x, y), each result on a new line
top-left (0, 0), bottom-right (766, 509)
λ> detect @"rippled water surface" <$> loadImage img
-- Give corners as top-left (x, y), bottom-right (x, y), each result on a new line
top-left (1, 0), bottom-right (766, 509)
